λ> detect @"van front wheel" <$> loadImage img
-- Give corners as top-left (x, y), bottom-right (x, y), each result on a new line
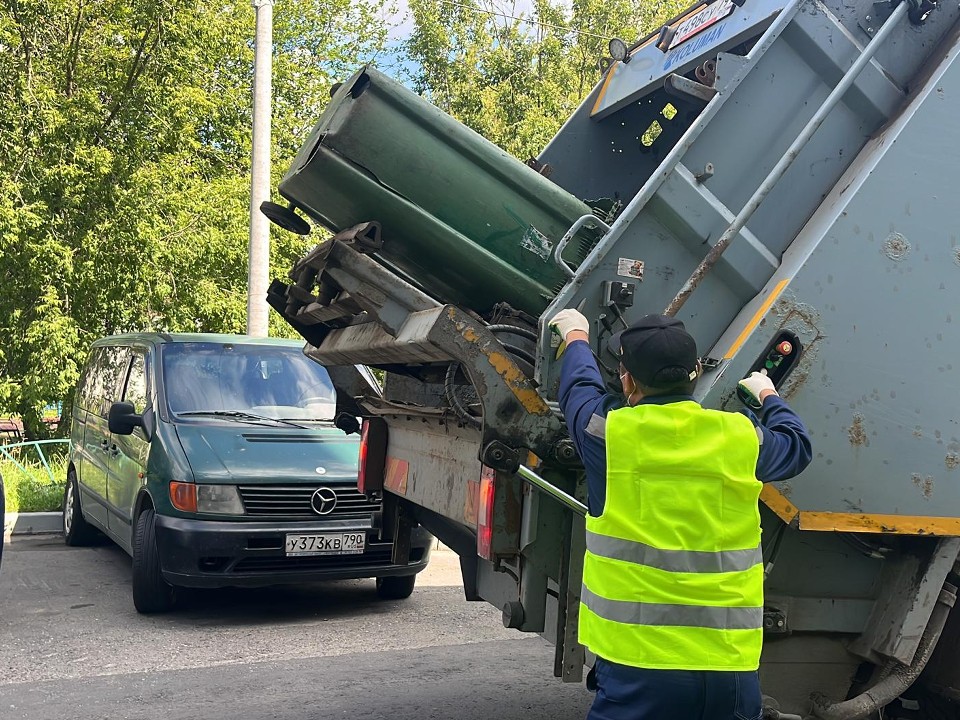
top-left (132, 508), bottom-right (175, 613)
top-left (375, 574), bottom-right (416, 600)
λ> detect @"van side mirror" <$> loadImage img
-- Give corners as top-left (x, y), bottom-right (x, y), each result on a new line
top-left (108, 401), bottom-right (145, 436)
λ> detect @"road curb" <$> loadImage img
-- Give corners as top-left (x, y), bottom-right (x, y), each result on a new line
top-left (4, 512), bottom-right (62, 537)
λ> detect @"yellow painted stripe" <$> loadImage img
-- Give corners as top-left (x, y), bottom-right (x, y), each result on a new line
top-left (761, 487), bottom-right (960, 535)
top-left (760, 484), bottom-right (799, 525)
top-left (591, 61), bottom-right (620, 116)
top-left (798, 511), bottom-right (960, 536)
top-left (723, 279), bottom-right (790, 359)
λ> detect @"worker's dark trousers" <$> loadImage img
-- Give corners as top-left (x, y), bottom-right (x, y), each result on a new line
top-left (586, 657), bottom-right (763, 720)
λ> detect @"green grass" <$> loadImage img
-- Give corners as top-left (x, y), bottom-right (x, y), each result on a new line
top-left (1, 454), bottom-right (67, 514)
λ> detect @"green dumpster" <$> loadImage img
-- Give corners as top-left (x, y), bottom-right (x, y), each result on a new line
top-left (277, 66), bottom-right (601, 317)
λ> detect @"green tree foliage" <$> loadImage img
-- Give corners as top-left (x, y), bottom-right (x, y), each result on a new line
top-left (0, 0), bottom-right (388, 437)
top-left (403, 0), bottom-right (689, 159)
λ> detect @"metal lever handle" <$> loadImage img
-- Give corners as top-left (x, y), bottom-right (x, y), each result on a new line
top-left (516, 465), bottom-right (588, 517)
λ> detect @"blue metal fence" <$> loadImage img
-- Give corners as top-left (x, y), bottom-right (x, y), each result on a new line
top-left (0, 439), bottom-right (70, 483)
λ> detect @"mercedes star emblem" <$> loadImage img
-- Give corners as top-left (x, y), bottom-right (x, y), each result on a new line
top-left (311, 487), bottom-right (338, 515)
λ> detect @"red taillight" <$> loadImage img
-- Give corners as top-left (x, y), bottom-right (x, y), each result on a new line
top-left (357, 417), bottom-right (387, 496)
top-left (477, 465), bottom-right (496, 560)
top-left (358, 421), bottom-right (371, 494)
top-left (169, 482), bottom-right (197, 513)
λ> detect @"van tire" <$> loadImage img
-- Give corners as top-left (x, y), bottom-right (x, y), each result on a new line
top-left (132, 508), bottom-right (175, 613)
top-left (63, 471), bottom-right (98, 546)
top-left (375, 574), bottom-right (416, 600)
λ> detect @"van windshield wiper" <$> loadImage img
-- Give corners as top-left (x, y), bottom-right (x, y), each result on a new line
top-left (176, 411), bottom-right (306, 429)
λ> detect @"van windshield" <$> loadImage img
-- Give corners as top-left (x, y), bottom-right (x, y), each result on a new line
top-left (162, 343), bottom-right (337, 422)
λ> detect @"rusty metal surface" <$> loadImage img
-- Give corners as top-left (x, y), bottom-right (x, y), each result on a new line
top-left (369, 413), bottom-right (482, 525)
top-left (848, 539), bottom-right (960, 665)
top-left (423, 306), bottom-right (566, 465)
top-left (555, 511), bottom-right (586, 682)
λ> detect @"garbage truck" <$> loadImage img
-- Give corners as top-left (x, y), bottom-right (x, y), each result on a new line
top-left (261, 0), bottom-right (960, 714)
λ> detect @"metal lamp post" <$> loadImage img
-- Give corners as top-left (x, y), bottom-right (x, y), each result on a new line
top-left (247, 0), bottom-right (274, 337)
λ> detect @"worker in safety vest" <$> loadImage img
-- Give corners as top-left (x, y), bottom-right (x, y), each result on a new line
top-left (549, 309), bottom-right (812, 720)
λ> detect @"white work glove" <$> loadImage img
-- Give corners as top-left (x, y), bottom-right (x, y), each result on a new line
top-left (738, 371), bottom-right (778, 406)
top-left (549, 309), bottom-right (589, 340)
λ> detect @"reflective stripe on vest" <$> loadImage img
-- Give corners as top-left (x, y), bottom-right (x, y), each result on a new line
top-left (581, 586), bottom-right (764, 630)
top-left (579, 401), bottom-right (763, 672)
top-left (586, 530), bottom-right (762, 574)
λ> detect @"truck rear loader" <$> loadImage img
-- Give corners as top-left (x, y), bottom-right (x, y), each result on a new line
top-left (263, 0), bottom-right (960, 715)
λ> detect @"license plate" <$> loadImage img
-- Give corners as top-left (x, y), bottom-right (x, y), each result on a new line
top-left (668, 0), bottom-right (735, 50)
top-left (285, 532), bottom-right (366, 556)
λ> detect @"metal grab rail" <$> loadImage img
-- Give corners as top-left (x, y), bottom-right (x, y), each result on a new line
top-left (663, 0), bottom-right (909, 316)
top-left (553, 214), bottom-right (612, 279)
top-left (516, 464), bottom-right (588, 516)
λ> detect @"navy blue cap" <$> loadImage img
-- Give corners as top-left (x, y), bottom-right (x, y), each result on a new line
top-left (609, 314), bottom-right (699, 388)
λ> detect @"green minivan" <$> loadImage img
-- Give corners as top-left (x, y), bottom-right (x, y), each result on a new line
top-left (64, 333), bottom-right (431, 613)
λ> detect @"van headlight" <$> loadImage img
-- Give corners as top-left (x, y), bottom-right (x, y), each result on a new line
top-left (197, 484), bottom-right (245, 515)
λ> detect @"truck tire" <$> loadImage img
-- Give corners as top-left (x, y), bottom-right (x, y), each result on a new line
top-left (132, 508), bottom-right (175, 613)
top-left (63, 471), bottom-right (98, 546)
top-left (375, 574), bottom-right (416, 600)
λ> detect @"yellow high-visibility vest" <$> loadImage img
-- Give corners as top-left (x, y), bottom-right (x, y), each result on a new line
top-left (579, 401), bottom-right (763, 671)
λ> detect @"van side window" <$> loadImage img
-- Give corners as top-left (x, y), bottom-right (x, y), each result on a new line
top-left (76, 348), bottom-right (105, 412)
top-left (123, 352), bottom-right (149, 414)
top-left (87, 346), bottom-right (131, 417)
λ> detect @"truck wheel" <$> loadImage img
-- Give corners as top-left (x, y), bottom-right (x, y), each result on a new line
top-left (375, 574), bottom-right (416, 600)
top-left (132, 508), bottom-right (175, 613)
top-left (63, 471), bottom-right (98, 546)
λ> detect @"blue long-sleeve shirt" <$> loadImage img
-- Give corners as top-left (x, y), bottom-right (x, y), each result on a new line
top-left (558, 340), bottom-right (812, 515)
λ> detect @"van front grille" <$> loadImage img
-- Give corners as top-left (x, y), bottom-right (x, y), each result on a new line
top-left (237, 485), bottom-right (380, 517)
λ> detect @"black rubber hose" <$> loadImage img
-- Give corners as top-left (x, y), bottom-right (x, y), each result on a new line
top-left (444, 362), bottom-right (481, 428)
top-left (497, 342), bottom-right (536, 367)
top-left (486, 324), bottom-right (538, 340)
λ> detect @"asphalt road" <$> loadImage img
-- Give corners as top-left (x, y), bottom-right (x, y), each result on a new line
top-left (0, 535), bottom-right (592, 720)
